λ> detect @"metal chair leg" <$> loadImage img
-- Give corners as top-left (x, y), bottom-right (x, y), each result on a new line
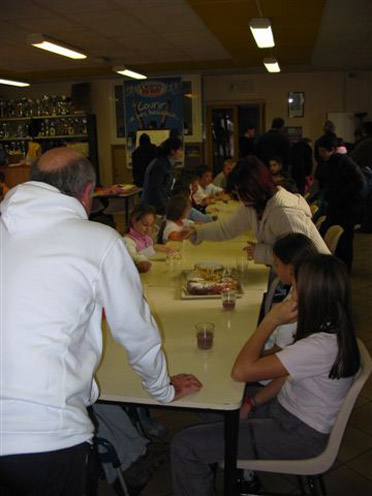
top-left (318, 475), bottom-right (328, 496)
top-left (296, 475), bottom-right (307, 496)
top-left (307, 475), bottom-right (322, 496)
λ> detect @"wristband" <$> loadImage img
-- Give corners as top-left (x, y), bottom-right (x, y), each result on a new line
top-left (244, 396), bottom-right (257, 412)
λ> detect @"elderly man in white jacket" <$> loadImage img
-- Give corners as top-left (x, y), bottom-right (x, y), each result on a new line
top-left (0, 148), bottom-right (201, 495)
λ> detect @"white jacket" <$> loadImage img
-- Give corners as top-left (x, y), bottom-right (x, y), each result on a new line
top-left (191, 187), bottom-right (329, 264)
top-left (0, 182), bottom-right (174, 456)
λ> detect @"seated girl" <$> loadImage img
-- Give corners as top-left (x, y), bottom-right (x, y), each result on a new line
top-left (162, 194), bottom-right (194, 243)
top-left (171, 254), bottom-right (360, 496)
top-left (123, 204), bottom-right (176, 273)
top-left (263, 232), bottom-right (318, 354)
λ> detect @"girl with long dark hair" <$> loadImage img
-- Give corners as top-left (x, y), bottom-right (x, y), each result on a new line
top-left (171, 255), bottom-right (360, 496)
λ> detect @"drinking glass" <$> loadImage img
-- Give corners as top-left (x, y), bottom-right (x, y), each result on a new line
top-left (221, 288), bottom-right (236, 310)
top-left (195, 322), bottom-right (215, 350)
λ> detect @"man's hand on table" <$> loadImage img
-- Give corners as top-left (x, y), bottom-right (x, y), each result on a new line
top-left (171, 374), bottom-right (203, 400)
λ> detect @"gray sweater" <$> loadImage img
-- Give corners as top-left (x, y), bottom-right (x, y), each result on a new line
top-left (191, 187), bottom-right (329, 265)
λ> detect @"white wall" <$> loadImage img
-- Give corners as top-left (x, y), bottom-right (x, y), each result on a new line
top-left (203, 71), bottom-right (372, 143)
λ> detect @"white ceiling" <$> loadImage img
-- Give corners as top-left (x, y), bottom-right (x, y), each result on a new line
top-left (0, 0), bottom-right (371, 81)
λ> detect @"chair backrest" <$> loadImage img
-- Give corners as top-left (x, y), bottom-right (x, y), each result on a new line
top-left (311, 339), bottom-right (372, 473)
top-left (315, 215), bottom-right (326, 230)
top-left (310, 203), bottom-right (319, 217)
top-left (324, 224), bottom-right (344, 254)
top-left (234, 339), bottom-right (372, 476)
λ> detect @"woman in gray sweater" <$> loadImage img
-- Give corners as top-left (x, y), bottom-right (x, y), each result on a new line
top-left (182, 156), bottom-right (329, 265)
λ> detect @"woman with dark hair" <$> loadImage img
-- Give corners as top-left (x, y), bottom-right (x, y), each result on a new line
top-left (141, 137), bottom-right (183, 214)
top-left (181, 156), bottom-right (328, 265)
top-left (171, 255), bottom-right (361, 496)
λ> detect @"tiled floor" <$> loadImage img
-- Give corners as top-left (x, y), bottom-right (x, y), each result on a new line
top-left (97, 232), bottom-right (372, 496)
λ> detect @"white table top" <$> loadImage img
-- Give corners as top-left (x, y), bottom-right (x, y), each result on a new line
top-left (96, 203), bottom-right (269, 411)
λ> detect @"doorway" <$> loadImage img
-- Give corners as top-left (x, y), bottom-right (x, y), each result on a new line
top-left (206, 102), bottom-right (264, 174)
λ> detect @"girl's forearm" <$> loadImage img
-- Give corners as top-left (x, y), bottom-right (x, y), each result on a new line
top-left (233, 317), bottom-right (277, 371)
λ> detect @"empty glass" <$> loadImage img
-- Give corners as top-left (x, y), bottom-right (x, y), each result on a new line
top-left (236, 256), bottom-right (248, 282)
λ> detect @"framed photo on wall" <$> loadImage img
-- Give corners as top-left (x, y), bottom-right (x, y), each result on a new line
top-left (288, 92), bottom-right (305, 118)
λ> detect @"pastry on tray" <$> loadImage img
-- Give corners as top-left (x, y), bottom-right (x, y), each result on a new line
top-left (185, 266), bottom-right (239, 296)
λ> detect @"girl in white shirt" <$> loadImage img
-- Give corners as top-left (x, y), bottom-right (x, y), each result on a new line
top-left (161, 194), bottom-right (194, 243)
top-left (171, 255), bottom-right (361, 496)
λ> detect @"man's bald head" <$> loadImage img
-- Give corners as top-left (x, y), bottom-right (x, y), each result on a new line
top-left (37, 147), bottom-right (85, 174)
top-left (30, 147), bottom-right (96, 201)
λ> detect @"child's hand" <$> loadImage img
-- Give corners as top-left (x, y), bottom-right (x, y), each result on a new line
top-left (164, 246), bottom-right (178, 255)
top-left (137, 261), bottom-right (152, 273)
top-left (265, 299), bottom-right (298, 327)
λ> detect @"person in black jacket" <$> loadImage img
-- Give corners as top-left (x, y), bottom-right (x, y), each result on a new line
top-left (131, 133), bottom-right (157, 187)
top-left (317, 135), bottom-right (365, 270)
top-left (314, 120), bottom-right (336, 190)
top-left (256, 117), bottom-right (290, 170)
top-left (289, 138), bottom-right (313, 195)
top-left (141, 137), bottom-right (183, 214)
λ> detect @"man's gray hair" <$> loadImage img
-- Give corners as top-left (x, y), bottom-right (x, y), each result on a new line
top-left (30, 155), bottom-right (96, 199)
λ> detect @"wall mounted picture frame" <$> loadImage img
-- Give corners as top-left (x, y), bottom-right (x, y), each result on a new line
top-left (288, 92), bottom-right (305, 118)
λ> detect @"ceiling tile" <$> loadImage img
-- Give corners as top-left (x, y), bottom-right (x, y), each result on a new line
top-left (0, 0), bottom-right (49, 20)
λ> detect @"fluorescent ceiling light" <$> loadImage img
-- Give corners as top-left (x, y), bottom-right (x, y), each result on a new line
top-left (0, 78), bottom-right (30, 87)
top-left (249, 18), bottom-right (275, 48)
top-left (263, 57), bottom-right (281, 73)
top-left (114, 67), bottom-right (147, 80)
top-left (28, 34), bottom-right (87, 60)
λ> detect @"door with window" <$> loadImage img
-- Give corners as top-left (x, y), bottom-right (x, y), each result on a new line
top-left (206, 102), bottom-right (264, 175)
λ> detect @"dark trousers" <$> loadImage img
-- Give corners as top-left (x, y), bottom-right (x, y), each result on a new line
top-left (0, 443), bottom-right (90, 496)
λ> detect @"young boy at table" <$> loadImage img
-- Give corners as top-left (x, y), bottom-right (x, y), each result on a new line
top-left (212, 158), bottom-right (235, 189)
top-left (191, 165), bottom-right (229, 210)
top-left (269, 156), bottom-right (297, 193)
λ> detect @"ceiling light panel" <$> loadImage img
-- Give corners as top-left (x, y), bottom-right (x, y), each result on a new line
top-left (263, 57), bottom-right (280, 73)
top-left (28, 34), bottom-right (87, 60)
top-left (249, 18), bottom-right (275, 48)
